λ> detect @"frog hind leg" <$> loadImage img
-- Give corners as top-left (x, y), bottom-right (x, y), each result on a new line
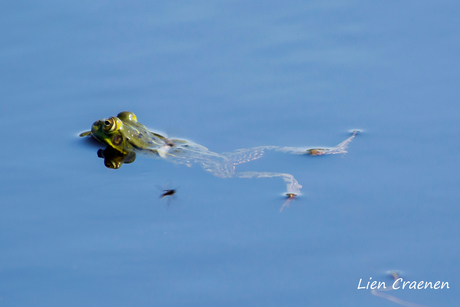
top-left (234, 171), bottom-right (302, 196)
top-left (306, 130), bottom-right (360, 156)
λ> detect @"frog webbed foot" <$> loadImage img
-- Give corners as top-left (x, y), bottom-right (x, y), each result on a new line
top-left (306, 148), bottom-right (327, 156)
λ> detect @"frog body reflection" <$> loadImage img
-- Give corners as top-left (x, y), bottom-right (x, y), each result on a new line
top-left (80, 111), bottom-right (359, 196)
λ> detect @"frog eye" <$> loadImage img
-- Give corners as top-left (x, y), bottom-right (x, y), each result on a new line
top-left (103, 117), bottom-right (118, 132)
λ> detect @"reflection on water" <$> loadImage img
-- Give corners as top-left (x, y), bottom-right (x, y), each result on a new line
top-left (97, 146), bottom-right (136, 169)
top-left (82, 111), bottom-right (359, 197)
top-left (280, 193), bottom-right (297, 212)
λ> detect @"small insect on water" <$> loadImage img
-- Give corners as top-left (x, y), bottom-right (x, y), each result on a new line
top-left (160, 189), bottom-right (176, 198)
top-left (156, 183), bottom-right (179, 207)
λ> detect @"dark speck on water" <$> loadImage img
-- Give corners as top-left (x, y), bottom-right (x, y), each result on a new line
top-left (160, 189), bottom-right (176, 198)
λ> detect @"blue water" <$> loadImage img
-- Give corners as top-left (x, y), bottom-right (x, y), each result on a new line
top-left (1, 1), bottom-right (459, 306)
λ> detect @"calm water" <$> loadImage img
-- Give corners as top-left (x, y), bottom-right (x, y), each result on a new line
top-left (1, 1), bottom-right (459, 306)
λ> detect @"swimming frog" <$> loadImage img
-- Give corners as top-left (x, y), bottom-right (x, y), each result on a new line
top-left (80, 111), bottom-right (359, 196)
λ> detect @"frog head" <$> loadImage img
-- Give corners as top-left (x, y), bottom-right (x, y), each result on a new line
top-left (80, 111), bottom-right (145, 154)
top-left (90, 116), bottom-right (126, 151)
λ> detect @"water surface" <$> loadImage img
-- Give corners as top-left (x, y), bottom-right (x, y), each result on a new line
top-left (1, 1), bottom-right (459, 306)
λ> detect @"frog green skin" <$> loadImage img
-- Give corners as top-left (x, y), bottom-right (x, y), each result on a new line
top-left (81, 111), bottom-right (359, 196)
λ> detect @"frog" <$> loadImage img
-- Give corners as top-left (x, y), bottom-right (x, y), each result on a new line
top-left (80, 111), bottom-right (359, 197)
top-left (79, 111), bottom-right (184, 157)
